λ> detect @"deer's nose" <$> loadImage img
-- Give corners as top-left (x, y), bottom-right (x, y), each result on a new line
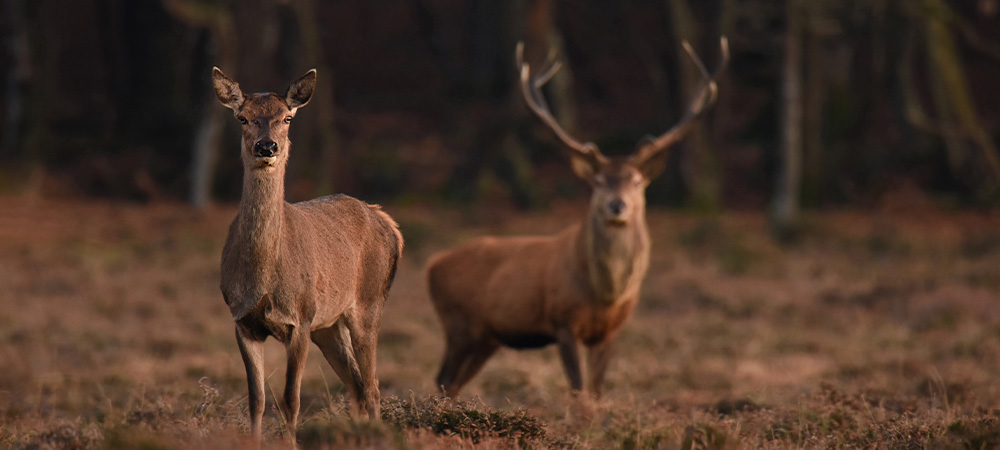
top-left (607, 198), bottom-right (626, 216)
top-left (254, 140), bottom-right (277, 157)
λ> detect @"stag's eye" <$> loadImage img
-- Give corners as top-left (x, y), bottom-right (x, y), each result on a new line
top-left (237, 116), bottom-right (248, 125)
top-left (284, 116), bottom-right (293, 124)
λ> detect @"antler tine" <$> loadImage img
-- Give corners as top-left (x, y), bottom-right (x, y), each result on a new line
top-left (534, 60), bottom-right (563, 90)
top-left (535, 47), bottom-right (563, 86)
top-left (516, 41), bottom-right (598, 156)
top-left (682, 41), bottom-right (710, 81)
top-left (635, 36), bottom-right (729, 163)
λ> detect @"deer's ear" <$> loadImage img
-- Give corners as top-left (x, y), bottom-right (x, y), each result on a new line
top-left (635, 152), bottom-right (669, 182)
top-left (632, 136), bottom-right (670, 181)
top-left (285, 69), bottom-right (317, 110)
top-left (568, 144), bottom-right (607, 182)
top-left (212, 67), bottom-right (244, 111)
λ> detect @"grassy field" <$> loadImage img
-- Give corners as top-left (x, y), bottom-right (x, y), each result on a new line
top-left (2, 195), bottom-right (1000, 449)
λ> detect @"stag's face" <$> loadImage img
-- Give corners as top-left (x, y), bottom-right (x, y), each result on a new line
top-left (590, 160), bottom-right (648, 226)
top-left (517, 37), bottom-right (727, 227)
top-left (212, 68), bottom-right (316, 171)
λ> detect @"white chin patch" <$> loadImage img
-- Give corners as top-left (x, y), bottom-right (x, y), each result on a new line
top-left (254, 156), bottom-right (277, 168)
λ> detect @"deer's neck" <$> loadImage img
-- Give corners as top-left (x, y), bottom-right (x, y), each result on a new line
top-left (580, 213), bottom-right (651, 304)
top-left (237, 164), bottom-right (287, 265)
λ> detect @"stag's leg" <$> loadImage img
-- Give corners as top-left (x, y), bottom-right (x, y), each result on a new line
top-left (281, 328), bottom-right (310, 437)
top-left (556, 327), bottom-right (584, 393)
top-left (236, 325), bottom-right (266, 441)
top-left (346, 304), bottom-right (384, 420)
top-left (586, 338), bottom-right (616, 398)
top-left (436, 331), bottom-right (472, 395)
top-left (445, 339), bottom-right (499, 397)
top-left (312, 320), bottom-right (365, 415)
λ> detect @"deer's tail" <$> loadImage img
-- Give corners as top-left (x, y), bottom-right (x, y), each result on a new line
top-left (369, 204), bottom-right (403, 295)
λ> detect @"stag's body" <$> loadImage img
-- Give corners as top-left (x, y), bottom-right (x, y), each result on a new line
top-left (427, 39), bottom-right (727, 398)
top-left (428, 193), bottom-right (649, 396)
top-left (213, 68), bottom-right (401, 440)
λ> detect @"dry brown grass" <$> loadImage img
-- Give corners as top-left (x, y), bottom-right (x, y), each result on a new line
top-left (2, 195), bottom-right (1000, 449)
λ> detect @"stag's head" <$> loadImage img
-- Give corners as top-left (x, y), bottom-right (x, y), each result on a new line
top-left (212, 68), bottom-right (317, 170)
top-left (517, 38), bottom-right (728, 226)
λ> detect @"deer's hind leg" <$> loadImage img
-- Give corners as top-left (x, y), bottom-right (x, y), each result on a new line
top-left (345, 301), bottom-right (384, 420)
top-left (433, 310), bottom-right (498, 397)
top-left (435, 335), bottom-right (468, 395)
top-left (436, 326), bottom-right (499, 398)
top-left (312, 320), bottom-right (365, 415)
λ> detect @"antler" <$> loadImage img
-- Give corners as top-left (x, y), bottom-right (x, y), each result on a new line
top-left (634, 36), bottom-right (729, 164)
top-left (516, 42), bottom-right (601, 159)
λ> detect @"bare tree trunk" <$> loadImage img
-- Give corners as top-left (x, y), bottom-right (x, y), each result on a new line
top-left (503, 0), bottom-right (569, 208)
top-left (771, 0), bottom-right (803, 237)
top-left (190, 107), bottom-right (224, 208)
top-left (667, 0), bottom-right (720, 211)
top-left (164, 0), bottom-right (236, 208)
top-left (292, 0), bottom-right (339, 196)
top-left (801, 0), bottom-right (827, 206)
top-left (922, 0), bottom-right (1000, 197)
top-left (530, 0), bottom-right (576, 138)
top-left (889, 3), bottom-right (921, 163)
top-left (2, 0), bottom-right (29, 160)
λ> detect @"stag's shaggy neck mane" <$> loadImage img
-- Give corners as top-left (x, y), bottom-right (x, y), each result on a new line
top-left (580, 211), bottom-right (651, 304)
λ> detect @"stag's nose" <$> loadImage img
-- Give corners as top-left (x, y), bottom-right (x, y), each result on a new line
top-left (254, 140), bottom-right (278, 157)
top-left (607, 198), bottom-right (626, 216)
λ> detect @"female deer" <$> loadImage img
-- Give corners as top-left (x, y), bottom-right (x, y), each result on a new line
top-left (213, 68), bottom-right (402, 439)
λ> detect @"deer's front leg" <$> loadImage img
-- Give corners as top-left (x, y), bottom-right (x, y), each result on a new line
top-left (556, 327), bottom-right (584, 393)
top-left (586, 337), bottom-right (616, 398)
top-left (236, 325), bottom-right (266, 441)
top-left (282, 327), bottom-right (310, 437)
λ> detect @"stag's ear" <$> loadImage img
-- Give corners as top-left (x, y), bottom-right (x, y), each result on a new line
top-left (632, 136), bottom-right (669, 182)
top-left (285, 69), bottom-right (317, 110)
top-left (212, 67), bottom-right (244, 111)
top-left (633, 152), bottom-right (669, 182)
top-left (568, 144), bottom-right (608, 182)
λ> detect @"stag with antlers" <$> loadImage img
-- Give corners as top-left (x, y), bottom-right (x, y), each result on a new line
top-left (426, 38), bottom-right (728, 398)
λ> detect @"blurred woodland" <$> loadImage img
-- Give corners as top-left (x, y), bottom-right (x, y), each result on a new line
top-left (6, 3), bottom-right (1000, 448)
top-left (2, 0), bottom-right (1000, 218)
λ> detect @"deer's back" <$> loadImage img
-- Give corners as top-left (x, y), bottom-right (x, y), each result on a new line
top-left (222, 194), bottom-right (401, 329)
top-left (287, 194), bottom-right (402, 300)
top-left (288, 194), bottom-right (399, 259)
top-left (426, 227), bottom-right (584, 337)
top-left (426, 224), bottom-right (641, 346)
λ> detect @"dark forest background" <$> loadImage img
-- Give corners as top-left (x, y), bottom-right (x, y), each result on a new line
top-left (2, 0), bottom-right (1000, 222)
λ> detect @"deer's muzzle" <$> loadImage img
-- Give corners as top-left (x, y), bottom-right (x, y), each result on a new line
top-left (605, 198), bottom-right (630, 224)
top-left (253, 140), bottom-right (278, 158)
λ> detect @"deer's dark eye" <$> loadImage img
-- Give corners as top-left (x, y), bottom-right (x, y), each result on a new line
top-left (237, 116), bottom-right (248, 125)
top-left (284, 116), bottom-right (292, 124)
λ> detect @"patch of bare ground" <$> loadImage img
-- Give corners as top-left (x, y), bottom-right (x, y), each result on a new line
top-left (2, 195), bottom-right (1000, 448)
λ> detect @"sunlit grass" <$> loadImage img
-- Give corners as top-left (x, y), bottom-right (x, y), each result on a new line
top-left (2, 197), bottom-right (999, 448)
